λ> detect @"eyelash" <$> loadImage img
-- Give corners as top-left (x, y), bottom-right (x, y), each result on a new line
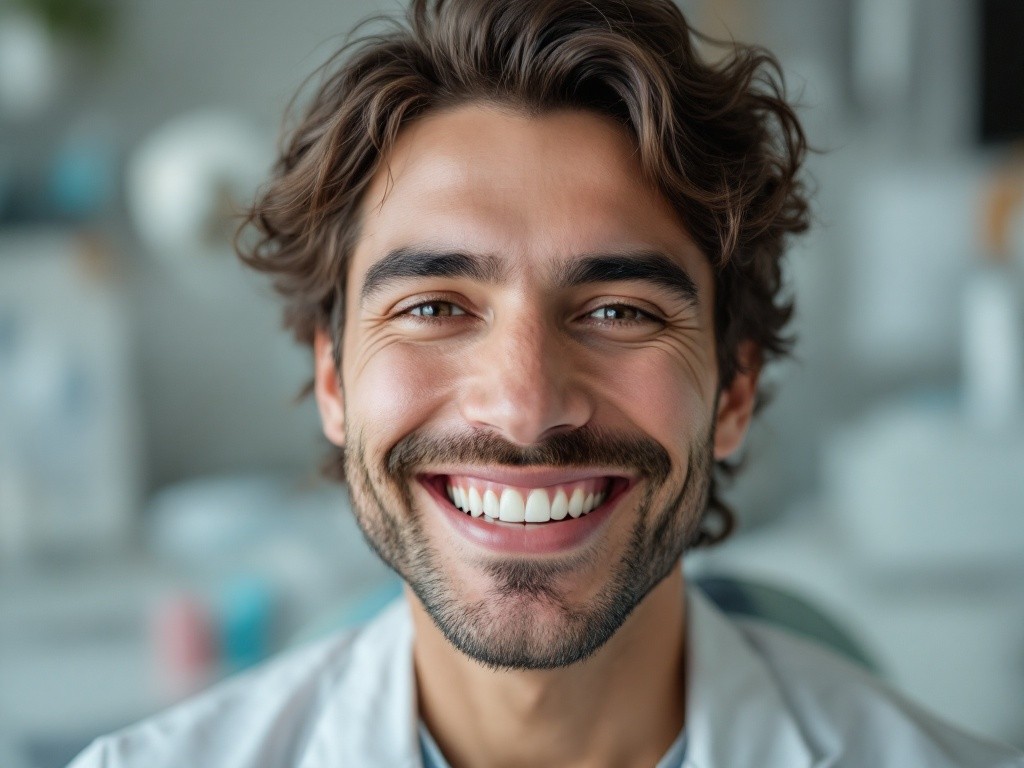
top-left (583, 304), bottom-right (660, 326)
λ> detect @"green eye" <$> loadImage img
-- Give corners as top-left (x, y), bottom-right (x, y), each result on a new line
top-left (408, 301), bottom-right (466, 318)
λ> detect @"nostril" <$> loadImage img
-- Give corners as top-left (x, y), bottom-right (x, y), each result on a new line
top-left (459, 387), bottom-right (594, 446)
top-left (458, 332), bottom-right (593, 444)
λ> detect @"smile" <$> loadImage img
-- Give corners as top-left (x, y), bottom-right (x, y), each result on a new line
top-left (419, 469), bottom-right (633, 555)
top-left (444, 476), bottom-right (609, 523)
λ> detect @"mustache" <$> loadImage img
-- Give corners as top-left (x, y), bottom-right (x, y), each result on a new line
top-left (385, 426), bottom-right (673, 482)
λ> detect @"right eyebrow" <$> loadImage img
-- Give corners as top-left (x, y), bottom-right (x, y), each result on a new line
top-left (360, 247), bottom-right (507, 303)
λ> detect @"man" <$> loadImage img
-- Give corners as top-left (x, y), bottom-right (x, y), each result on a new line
top-left (72, 1), bottom-right (1024, 766)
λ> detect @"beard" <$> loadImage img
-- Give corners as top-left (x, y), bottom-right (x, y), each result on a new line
top-left (342, 423), bottom-right (714, 671)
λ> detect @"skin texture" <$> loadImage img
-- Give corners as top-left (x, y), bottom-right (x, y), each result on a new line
top-left (313, 105), bottom-right (759, 768)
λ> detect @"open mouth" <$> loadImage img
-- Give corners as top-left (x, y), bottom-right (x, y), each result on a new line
top-left (425, 474), bottom-right (630, 524)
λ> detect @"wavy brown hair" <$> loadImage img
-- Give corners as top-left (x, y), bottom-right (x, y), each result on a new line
top-left (238, 0), bottom-right (810, 546)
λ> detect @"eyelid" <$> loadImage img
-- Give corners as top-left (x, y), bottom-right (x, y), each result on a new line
top-left (578, 297), bottom-right (665, 322)
top-left (391, 291), bottom-right (466, 312)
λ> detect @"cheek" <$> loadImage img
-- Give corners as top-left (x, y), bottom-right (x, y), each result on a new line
top-left (592, 350), bottom-right (713, 446)
top-left (345, 343), bottom-right (459, 446)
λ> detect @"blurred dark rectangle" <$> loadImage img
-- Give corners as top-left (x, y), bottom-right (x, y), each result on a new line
top-left (979, 0), bottom-right (1024, 144)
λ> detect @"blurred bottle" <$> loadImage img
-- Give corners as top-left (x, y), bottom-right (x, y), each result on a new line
top-left (0, 10), bottom-right (59, 120)
top-left (968, 165), bottom-right (1024, 433)
top-left (219, 576), bottom-right (276, 674)
top-left (151, 592), bottom-right (216, 702)
top-left (48, 115), bottom-right (119, 222)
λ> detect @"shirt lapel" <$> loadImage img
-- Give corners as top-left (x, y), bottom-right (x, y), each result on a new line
top-left (683, 586), bottom-right (816, 768)
top-left (299, 598), bottom-right (421, 768)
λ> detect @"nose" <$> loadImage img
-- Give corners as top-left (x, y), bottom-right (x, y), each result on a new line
top-left (459, 313), bottom-right (593, 445)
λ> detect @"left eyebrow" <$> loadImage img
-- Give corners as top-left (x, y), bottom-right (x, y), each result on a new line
top-left (553, 251), bottom-right (700, 307)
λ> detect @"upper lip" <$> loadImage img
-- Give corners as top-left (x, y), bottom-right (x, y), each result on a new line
top-left (420, 466), bottom-right (633, 487)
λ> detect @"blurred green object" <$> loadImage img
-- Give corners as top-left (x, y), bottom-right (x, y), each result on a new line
top-left (10, 0), bottom-right (114, 48)
top-left (693, 573), bottom-right (880, 673)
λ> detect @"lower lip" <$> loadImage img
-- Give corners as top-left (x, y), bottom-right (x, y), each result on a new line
top-left (421, 477), bottom-right (631, 556)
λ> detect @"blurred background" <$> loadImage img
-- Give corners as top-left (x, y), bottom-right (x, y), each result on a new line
top-left (1, 0), bottom-right (1022, 764)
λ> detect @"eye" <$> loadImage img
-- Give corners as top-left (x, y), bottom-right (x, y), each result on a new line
top-left (405, 301), bottom-right (467, 318)
top-left (586, 304), bottom-right (657, 323)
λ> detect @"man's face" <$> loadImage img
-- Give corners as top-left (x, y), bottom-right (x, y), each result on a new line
top-left (314, 105), bottom-right (755, 669)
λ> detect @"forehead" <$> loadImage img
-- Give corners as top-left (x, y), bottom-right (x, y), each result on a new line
top-left (349, 104), bottom-right (706, 287)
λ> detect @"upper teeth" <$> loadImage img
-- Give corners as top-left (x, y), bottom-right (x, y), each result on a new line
top-left (444, 480), bottom-right (608, 523)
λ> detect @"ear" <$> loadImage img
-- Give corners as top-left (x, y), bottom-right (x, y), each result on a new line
top-left (713, 341), bottom-right (761, 461)
top-left (313, 327), bottom-right (346, 447)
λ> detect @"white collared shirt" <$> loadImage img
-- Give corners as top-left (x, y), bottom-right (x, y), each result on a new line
top-left (69, 588), bottom-right (1024, 767)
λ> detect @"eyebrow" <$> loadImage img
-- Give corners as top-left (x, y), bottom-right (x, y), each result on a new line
top-left (359, 246), bottom-right (699, 307)
top-left (360, 247), bottom-right (506, 302)
top-left (554, 251), bottom-right (700, 306)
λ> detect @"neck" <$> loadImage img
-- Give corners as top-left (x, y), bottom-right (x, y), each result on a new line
top-left (410, 570), bottom-right (688, 768)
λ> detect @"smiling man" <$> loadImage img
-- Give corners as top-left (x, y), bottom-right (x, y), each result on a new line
top-left (70, 1), bottom-right (1024, 767)
top-left (331, 105), bottom-right (726, 684)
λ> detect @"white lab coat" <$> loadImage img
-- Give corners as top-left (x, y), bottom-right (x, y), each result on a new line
top-left (69, 587), bottom-right (1023, 767)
